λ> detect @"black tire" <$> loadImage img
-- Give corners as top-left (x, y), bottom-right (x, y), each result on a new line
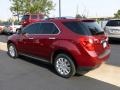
top-left (54, 54), bottom-right (76, 78)
top-left (7, 43), bottom-right (18, 58)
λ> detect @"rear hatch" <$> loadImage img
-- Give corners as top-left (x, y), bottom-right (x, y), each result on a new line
top-left (62, 20), bottom-right (109, 56)
top-left (105, 20), bottom-right (120, 35)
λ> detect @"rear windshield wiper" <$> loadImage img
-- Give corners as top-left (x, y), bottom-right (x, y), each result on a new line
top-left (89, 28), bottom-right (104, 35)
top-left (95, 31), bottom-right (104, 35)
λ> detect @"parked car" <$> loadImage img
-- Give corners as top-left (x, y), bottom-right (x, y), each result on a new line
top-left (21, 14), bottom-right (44, 27)
top-left (0, 25), bottom-right (5, 34)
top-left (7, 18), bottom-right (111, 78)
top-left (3, 25), bottom-right (21, 34)
top-left (104, 19), bottom-right (120, 39)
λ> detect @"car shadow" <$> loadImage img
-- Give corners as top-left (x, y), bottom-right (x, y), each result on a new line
top-left (0, 51), bottom-right (120, 89)
top-left (19, 55), bottom-right (84, 77)
top-left (109, 39), bottom-right (120, 44)
top-left (19, 55), bottom-right (59, 76)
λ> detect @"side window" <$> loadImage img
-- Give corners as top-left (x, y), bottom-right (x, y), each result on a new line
top-left (40, 23), bottom-right (59, 34)
top-left (22, 15), bottom-right (29, 20)
top-left (23, 23), bottom-right (41, 34)
top-left (31, 15), bottom-right (37, 19)
top-left (39, 14), bottom-right (44, 19)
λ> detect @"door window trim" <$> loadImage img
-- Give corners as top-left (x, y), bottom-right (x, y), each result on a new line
top-left (22, 22), bottom-right (61, 35)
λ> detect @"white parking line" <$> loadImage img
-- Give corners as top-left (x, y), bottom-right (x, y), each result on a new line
top-left (0, 42), bottom-right (7, 51)
top-left (86, 64), bottom-right (120, 87)
top-left (0, 42), bottom-right (120, 87)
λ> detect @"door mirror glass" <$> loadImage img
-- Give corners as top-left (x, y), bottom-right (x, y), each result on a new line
top-left (16, 28), bottom-right (22, 34)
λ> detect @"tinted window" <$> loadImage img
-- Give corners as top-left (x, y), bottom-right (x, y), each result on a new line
top-left (106, 20), bottom-right (120, 26)
top-left (63, 21), bottom-right (104, 35)
top-left (23, 23), bottom-right (41, 34)
top-left (84, 22), bottom-right (104, 35)
top-left (22, 15), bottom-right (29, 20)
top-left (40, 23), bottom-right (59, 34)
top-left (39, 15), bottom-right (44, 19)
top-left (31, 15), bottom-right (37, 19)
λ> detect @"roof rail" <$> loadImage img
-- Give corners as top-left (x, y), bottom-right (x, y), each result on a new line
top-left (45, 17), bottom-right (75, 20)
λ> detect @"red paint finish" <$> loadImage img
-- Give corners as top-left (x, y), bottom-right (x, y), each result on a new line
top-left (8, 18), bottom-right (111, 71)
top-left (21, 14), bottom-right (44, 27)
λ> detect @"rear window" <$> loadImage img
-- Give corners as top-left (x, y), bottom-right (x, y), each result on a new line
top-left (106, 20), bottom-right (120, 26)
top-left (63, 21), bottom-right (104, 35)
top-left (22, 15), bottom-right (29, 20)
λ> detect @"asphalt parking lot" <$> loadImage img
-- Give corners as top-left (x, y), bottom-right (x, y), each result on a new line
top-left (0, 35), bottom-right (120, 90)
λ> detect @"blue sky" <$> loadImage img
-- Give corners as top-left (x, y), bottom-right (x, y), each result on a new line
top-left (0, 0), bottom-right (120, 20)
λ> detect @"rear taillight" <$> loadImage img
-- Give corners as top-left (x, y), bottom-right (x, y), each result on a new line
top-left (80, 38), bottom-right (94, 51)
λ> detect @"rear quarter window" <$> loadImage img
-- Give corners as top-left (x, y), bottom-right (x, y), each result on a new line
top-left (63, 21), bottom-right (104, 36)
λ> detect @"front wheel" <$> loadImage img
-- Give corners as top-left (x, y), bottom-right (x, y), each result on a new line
top-left (54, 54), bottom-right (76, 78)
top-left (8, 43), bottom-right (18, 58)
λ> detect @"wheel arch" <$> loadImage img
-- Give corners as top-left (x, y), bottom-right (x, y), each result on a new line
top-left (7, 40), bottom-right (17, 50)
top-left (51, 49), bottom-right (77, 69)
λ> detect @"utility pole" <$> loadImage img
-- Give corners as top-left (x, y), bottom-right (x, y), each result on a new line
top-left (59, 0), bottom-right (61, 17)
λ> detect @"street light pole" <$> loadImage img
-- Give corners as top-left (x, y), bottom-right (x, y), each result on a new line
top-left (59, 0), bottom-right (61, 17)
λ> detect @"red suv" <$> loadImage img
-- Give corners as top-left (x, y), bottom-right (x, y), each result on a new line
top-left (7, 18), bottom-right (111, 78)
top-left (21, 14), bottom-right (44, 27)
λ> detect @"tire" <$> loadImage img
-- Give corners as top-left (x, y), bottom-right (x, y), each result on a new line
top-left (54, 54), bottom-right (76, 78)
top-left (8, 43), bottom-right (18, 58)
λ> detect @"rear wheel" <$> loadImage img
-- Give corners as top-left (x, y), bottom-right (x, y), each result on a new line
top-left (54, 54), bottom-right (76, 78)
top-left (8, 43), bottom-right (18, 58)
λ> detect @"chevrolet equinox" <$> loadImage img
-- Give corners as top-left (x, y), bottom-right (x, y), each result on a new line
top-left (7, 18), bottom-right (111, 78)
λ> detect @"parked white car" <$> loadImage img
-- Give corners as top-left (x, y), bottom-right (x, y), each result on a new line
top-left (3, 25), bottom-right (21, 34)
top-left (104, 19), bottom-right (120, 39)
top-left (9, 25), bottom-right (21, 33)
top-left (0, 25), bottom-right (5, 34)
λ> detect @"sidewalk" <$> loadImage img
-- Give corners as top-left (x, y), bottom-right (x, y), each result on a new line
top-left (86, 64), bottom-right (120, 87)
top-left (0, 42), bottom-right (7, 51)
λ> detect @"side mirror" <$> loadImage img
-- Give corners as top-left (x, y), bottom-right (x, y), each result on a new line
top-left (16, 28), bottom-right (22, 34)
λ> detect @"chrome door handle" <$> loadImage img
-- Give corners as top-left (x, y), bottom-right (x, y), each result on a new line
top-left (28, 38), bottom-right (34, 40)
top-left (49, 37), bottom-right (56, 40)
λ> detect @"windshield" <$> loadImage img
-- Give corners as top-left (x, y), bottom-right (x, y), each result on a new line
top-left (63, 21), bottom-right (104, 36)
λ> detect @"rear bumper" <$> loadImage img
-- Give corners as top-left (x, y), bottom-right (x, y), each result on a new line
top-left (77, 64), bottom-right (101, 72)
top-left (108, 35), bottom-right (120, 39)
top-left (74, 48), bottom-right (111, 70)
top-left (98, 49), bottom-right (111, 59)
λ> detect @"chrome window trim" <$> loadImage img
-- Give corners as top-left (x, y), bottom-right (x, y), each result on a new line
top-left (22, 22), bottom-right (61, 35)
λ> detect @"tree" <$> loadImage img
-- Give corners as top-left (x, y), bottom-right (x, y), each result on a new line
top-left (76, 14), bottom-right (82, 18)
top-left (10, 0), bottom-right (24, 21)
top-left (75, 14), bottom-right (86, 19)
top-left (114, 10), bottom-right (120, 18)
top-left (10, 0), bottom-right (55, 21)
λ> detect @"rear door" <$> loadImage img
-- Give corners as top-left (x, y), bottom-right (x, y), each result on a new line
top-left (33, 22), bottom-right (60, 60)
